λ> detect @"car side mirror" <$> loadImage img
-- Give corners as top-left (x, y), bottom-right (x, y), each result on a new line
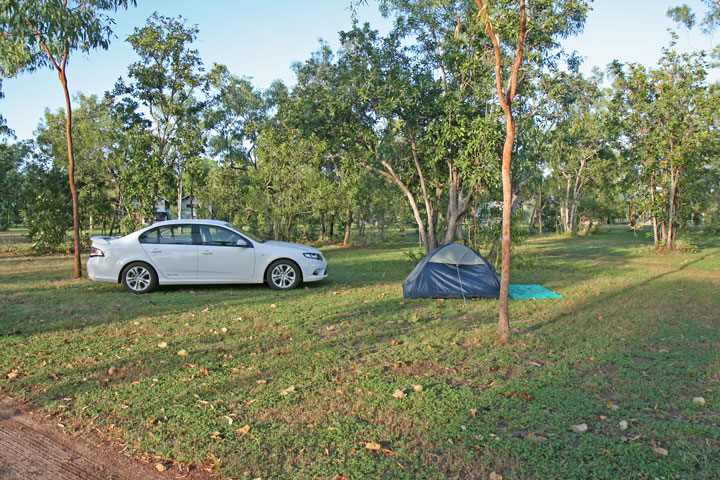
top-left (236, 239), bottom-right (249, 247)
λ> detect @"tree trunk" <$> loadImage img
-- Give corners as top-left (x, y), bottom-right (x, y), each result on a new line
top-left (177, 172), bottom-right (183, 220)
top-left (59, 62), bottom-right (82, 279)
top-left (476, 0), bottom-right (525, 342)
top-left (650, 175), bottom-right (659, 247)
top-left (343, 208), bottom-right (352, 246)
top-left (498, 116), bottom-right (514, 342)
top-left (538, 185), bottom-right (543, 234)
top-left (666, 166), bottom-right (680, 250)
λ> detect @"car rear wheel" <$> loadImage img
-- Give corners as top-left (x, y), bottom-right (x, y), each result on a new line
top-left (266, 260), bottom-right (301, 290)
top-left (122, 262), bottom-right (158, 294)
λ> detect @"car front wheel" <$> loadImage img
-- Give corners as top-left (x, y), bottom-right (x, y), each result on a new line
top-left (266, 260), bottom-right (301, 290)
top-left (121, 262), bottom-right (158, 294)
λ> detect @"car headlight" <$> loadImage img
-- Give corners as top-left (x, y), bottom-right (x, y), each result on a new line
top-left (303, 252), bottom-right (322, 260)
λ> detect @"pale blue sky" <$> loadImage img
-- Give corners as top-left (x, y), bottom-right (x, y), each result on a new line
top-left (1, 0), bottom-right (716, 141)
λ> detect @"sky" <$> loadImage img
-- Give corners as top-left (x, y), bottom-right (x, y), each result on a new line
top-left (1, 0), bottom-right (716, 141)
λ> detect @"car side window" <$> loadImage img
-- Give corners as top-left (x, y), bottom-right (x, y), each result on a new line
top-left (139, 228), bottom-right (159, 244)
top-left (165, 225), bottom-right (194, 244)
top-left (139, 225), bottom-right (194, 245)
top-left (199, 226), bottom-right (245, 247)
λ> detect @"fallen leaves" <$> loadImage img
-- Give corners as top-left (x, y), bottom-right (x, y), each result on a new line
top-left (365, 442), bottom-right (381, 451)
top-left (571, 423), bottom-right (588, 433)
top-left (157, 342), bottom-right (167, 349)
top-left (489, 472), bottom-right (503, 480)
top-left (618, 420), bottom-right (628, 431)
top-left (236, 425), bottom-right (250, 435)
top-left (392, 389), bottom-right (407, 399)
top-left (651, 440), bottom-right (668, 456)
top-left (177, 349), bottom-right (188, 356)
top-left (692, 396), bottom-right (706, 406)
top-left (526, 433), bottom-right (548, 443)
top-left (652, 445), bottom-right (669, 456)
top-left (506, 390), bottom-right (532, 402)
top-left (280, 385), bottom-right (295, 396)
top-left (607, 400), bottom-right (620, 411)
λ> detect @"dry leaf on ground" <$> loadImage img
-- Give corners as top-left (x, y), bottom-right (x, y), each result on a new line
top-left (571, 423), bottom-right (588, 433)
top-left (652, 445), bottom-right (669, 456)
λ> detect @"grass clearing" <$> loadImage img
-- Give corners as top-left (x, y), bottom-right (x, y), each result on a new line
top-left (1, 227), bottom-right (719, 479)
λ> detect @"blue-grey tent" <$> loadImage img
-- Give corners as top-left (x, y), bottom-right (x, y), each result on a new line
top-left (403, 243), bottom-right (501, 299)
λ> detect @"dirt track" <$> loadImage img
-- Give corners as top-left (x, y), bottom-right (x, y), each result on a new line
top-left (0, 398), bottom-right (215, 480)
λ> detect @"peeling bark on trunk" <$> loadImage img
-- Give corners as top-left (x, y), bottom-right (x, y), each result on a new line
top-left (477, 0), bottom-right (526, 342)
top-left (59, 58), bottom-right (82, 279)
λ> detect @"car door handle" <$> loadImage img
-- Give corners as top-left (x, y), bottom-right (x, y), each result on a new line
top-left (148, 249), bottom-right (162, 254)
top-left (200, 250), bottom-right (213, 255)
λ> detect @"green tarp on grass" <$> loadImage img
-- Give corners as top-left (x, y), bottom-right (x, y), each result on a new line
top-left (509, 284), bottom-right (563, 300)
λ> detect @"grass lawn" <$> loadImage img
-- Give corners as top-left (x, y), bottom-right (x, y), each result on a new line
top-left (1, 227), bottom-right (718, 479)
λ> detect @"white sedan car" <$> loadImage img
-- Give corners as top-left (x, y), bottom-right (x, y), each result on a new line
top-left (87, 219), bottom-right (328, 294)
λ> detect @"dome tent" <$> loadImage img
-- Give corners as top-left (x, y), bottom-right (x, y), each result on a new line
top-left (403, 243), bottom-right (501, 299)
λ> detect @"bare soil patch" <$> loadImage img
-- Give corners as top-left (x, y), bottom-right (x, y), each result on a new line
top-left (0, 397), bottom-right (216, 480)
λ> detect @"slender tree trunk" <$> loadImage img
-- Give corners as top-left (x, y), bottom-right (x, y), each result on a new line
top-left (498, 118), bottom-right (514, 341)
top-left (343, 208), bottom-right (352, 246)
top-left (538, 185), bottom-right (543, 234)
top-left (650, 174), bottom-right (659, 247)
top-left (189, 174), bottom-right (194, 219)
top-left (666, 166), bottom-right (680, 250)
top-left (59, 62), bottom-right (82, 279)
top-left (177, 170), bottom-right (183, 220)
top-left (476, 0), bottom-right (525, 342)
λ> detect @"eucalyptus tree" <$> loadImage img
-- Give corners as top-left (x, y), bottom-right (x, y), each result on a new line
top-left (285, 43), bottom-right (369, 245)
top-left (1, 0), bottom-right (136, 277)
top-left (253, 125), bottom-right (342, 242)
top-left (292, 23), bottom-right (493, 252)
top-left (544, 72), bottom-right (608, 233)
top-left (204, 63), bottom-right (267, 170)
top-left (375, 0), bottom-right (589, 339)
top-left (121, 13), bottom-right (205, 219)
top-left (610, 46), bottom-right (717, 249)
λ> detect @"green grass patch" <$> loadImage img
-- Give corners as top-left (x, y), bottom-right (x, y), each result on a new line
top-left (1, 227), bottom-right (719, 479)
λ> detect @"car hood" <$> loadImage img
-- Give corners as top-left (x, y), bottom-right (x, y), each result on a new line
top-left (261, 240), bottom-right (321, 254)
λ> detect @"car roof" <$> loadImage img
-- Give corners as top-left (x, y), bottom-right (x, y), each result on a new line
top-left (149, 219), bottom-right (234, 228)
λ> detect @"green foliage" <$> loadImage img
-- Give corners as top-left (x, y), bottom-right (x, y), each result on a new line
top-left (121, 13), bottom-right (205, 214)
top-left (0, 0), bottom-right (137, 77)
top-left (609, 46), bottom-right (719, 249)
top-left (21, 160), bottom-right (72, 253)
top-left (0, 141), bottom-right (30, 230)
top-left (204, 64), bottom-right (267, 169)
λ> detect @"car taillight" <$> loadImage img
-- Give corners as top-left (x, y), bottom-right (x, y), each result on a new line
top-left (90, 247), bottom-right (104, 257)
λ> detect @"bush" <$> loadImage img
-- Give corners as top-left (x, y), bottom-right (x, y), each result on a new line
top-left (22, 162), bottom-right (72, 254)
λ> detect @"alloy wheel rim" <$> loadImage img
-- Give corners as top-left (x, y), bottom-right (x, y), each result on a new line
top-left (271, 264), bottom-right (295, 288)
top-left (127, 266), bottom-right (151, 291)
